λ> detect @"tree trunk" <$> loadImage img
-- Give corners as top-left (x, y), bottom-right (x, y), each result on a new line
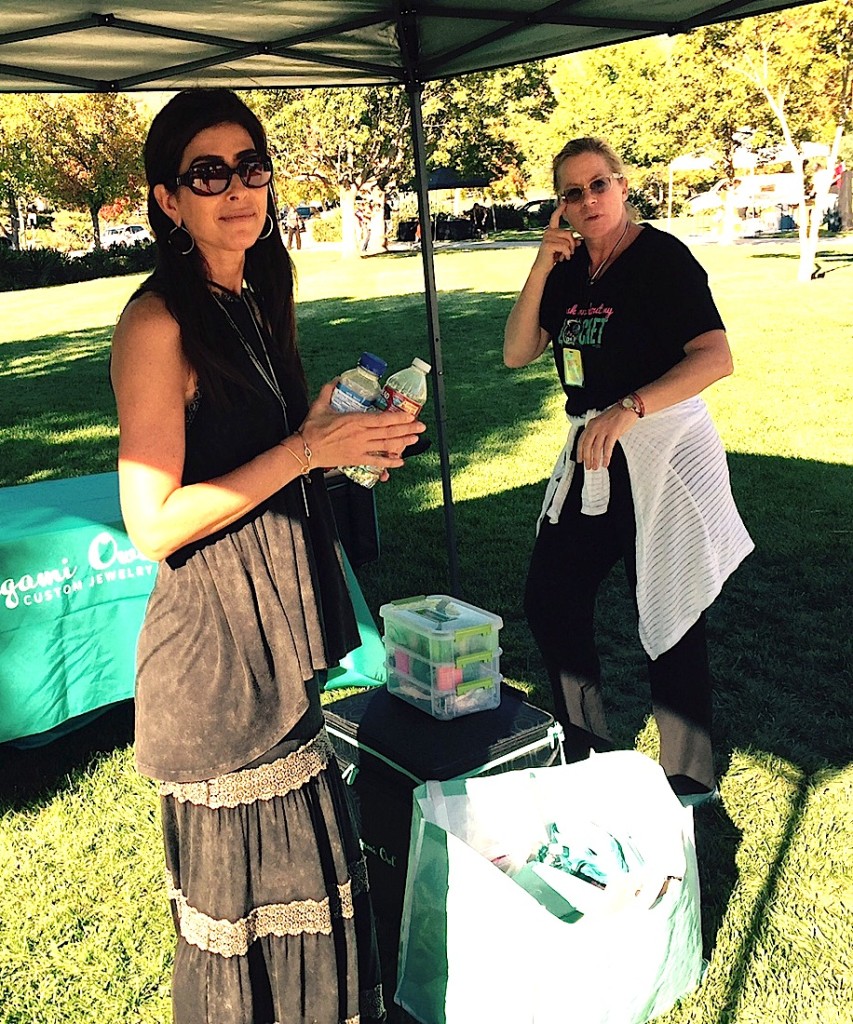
top-left (339, 185), bottom-right (359, 259)
top-left (7, 194), bottom-right (20, 250)
top-left (90, 205), bottom-right (102, 249)
top-left (788, 153), bottom-right (814, 283)
top-left (367, 190), bottom-right (387, 253)
top-left (799, 123), bottom-right (845, 282)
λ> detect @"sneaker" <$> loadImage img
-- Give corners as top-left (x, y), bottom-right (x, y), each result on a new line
top-left (677, 786), bottom-right (721, 809)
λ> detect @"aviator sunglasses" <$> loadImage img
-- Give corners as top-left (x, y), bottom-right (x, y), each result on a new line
top-left (559, 173), bottom-right (624, 205)
top-left (172, 156), bottom-right (274, 196)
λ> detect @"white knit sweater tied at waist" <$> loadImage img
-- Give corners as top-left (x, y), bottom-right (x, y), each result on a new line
top-left (537, 396), bottom-right (754, 660)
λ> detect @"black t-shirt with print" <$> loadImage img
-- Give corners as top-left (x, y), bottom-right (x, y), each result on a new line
top-left (538, 224), bottom-right (725, 416)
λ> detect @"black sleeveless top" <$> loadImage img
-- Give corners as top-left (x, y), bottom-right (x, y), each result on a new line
top-left (133, 288), bottom-right (359, 783)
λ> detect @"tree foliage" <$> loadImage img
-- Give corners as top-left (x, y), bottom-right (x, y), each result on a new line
top-left (519, 0), bottom-right (850, 256)
top-left (251, 65), bottom-right (554, 254)
top-left (0, 96), bottom-right (40, 247)
top-left (27, 94), bottom-right (147, 247)
top-left (422, 63), bottom-right (555, 197)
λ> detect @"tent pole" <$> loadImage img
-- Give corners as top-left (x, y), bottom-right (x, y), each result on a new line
top-left (407, 81), bottom-right (461, 596)
top-left (667, 162), bottom-right (673, 232)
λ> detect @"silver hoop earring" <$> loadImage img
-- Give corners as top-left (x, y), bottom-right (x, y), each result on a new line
top-left (168, 223), bottom-right (195, 255)
top-left (258, 213), bottom-right (275, 240)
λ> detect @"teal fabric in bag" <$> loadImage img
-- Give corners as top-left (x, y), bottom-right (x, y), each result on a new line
top-left (396, 751), bottom-right (703, 1024)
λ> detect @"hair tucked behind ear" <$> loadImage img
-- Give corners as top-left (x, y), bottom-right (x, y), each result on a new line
top-left (552, 137), bottom-right (636, 221)
top-left (132, 88), bottom-right (304, 406)
top-left (552, 137), bottom-right (625, 193)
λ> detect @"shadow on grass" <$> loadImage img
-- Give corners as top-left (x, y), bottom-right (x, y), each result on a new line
top-left (750, 246), bottom-right (853, 270)
top-left (0, 700), bottom-right (134, 808)
top-left (0, 326), bottom-right (117, 485)
top-left (708, 760), bottom-right (808, 1024)
top-left (2, 283), bottom-right (850, 1019)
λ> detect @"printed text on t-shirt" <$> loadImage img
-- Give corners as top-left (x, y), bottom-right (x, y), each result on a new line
top-left (556, 302), bottom-right (614, 349)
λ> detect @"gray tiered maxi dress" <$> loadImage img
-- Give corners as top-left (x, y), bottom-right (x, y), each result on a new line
top-left (131, 287), bottom-right (384, 1023)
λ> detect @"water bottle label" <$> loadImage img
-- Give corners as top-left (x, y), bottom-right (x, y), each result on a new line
top-left (331, 381), bottom-right (374, 413)
top-left (382, 387), bottom-right (423, 417)
top-left (341, 464), bottom-right (381, 488)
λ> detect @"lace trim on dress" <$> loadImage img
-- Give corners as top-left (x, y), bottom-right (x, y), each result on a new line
top-left (349, 854), bottom-right (369, 897)
top-left (159, 731), bottom-right (333, 808)
top-left (360, 983), bottom-right (387, 1020)
top-left (166, 866), bottom-right (357, 957)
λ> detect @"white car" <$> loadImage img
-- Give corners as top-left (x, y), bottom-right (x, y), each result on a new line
top-left (101, 224), bottom-right (153, 248)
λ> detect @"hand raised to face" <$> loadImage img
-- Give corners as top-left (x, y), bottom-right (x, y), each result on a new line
top-left (532, 200), bottom-right (580, 273)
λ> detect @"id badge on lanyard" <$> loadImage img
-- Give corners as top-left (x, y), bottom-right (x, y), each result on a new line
top-left (562, 347), bottom-right (584, 388)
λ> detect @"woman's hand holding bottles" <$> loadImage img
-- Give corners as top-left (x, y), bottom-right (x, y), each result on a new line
top-left (298, 380), bottom-right (425, 479)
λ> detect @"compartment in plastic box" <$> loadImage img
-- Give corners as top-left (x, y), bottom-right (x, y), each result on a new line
top-left (386, 658), bottom-right (501, 720)
top-left (379, 595), bottom-right (502, 664)
top-left (384, 639), bottom-right (502, 692)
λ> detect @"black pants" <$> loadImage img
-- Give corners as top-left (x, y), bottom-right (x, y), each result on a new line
top-left (524, 441), bottom-right (715, 791)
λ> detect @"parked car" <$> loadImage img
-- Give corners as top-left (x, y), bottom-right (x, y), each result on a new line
top-left (520, 198), bottom-right (557, 228)
top-left (685, 174), bottom-right (802, 214)
top-left (683, 180), bottom-right (728, 213)
top-left (101, 224), bottom-right (153, 248)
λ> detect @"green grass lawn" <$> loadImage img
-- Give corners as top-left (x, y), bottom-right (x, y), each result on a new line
top-left (0, 237), bottom-right (851, 1023)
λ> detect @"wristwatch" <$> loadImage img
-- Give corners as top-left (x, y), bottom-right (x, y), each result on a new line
top-left (619, 392), bottom-right (645, 418)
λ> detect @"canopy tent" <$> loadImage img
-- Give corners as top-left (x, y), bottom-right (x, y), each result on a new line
top-left (0, 0), bottom-right (821, 594)
top-left (423, 167), bottom-right (494, 190)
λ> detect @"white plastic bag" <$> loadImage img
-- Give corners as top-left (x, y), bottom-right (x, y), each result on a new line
top-left (396, 751), bottom-right (703, 1024)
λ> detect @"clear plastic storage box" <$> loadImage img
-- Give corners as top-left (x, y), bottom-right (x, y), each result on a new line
top-left (379, 595), bottom-right (503, 720)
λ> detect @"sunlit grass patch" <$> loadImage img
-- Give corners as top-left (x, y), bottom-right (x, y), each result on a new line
top-left (0, 237), bottom-right (851, 1023)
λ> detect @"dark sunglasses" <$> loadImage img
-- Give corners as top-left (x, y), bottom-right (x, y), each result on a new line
top-left (559, 173), bottom-right (624, 205)
top-left (172, 157), bottom-right (273, 196)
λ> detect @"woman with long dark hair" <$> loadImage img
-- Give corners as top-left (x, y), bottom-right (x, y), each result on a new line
top-left (111, 89), bottom-right (420, 1024)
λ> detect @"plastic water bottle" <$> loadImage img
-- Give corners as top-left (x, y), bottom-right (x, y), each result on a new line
top-left (379, 357), bottom-right (431, 417)
top-left (330, 352), bottom-right (387, 487)
top-left (330, 352), bottom-right (386, 414)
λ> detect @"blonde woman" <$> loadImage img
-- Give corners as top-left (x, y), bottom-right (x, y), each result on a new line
top-left (505, 137), bottom-right (753, 807)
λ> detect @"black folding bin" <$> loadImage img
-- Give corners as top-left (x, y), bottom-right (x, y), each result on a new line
top-left (323, 684), bottom-right (564, 932)
top-left (323, 468), bottom-right (380, 567)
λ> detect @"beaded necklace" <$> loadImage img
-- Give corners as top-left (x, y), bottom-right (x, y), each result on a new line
top-left (587, 220), bottom-right (630, 285)
top-left (210, 284), bottom-right (310, 515)
top-left (210, 285), bottom-right (288, 424)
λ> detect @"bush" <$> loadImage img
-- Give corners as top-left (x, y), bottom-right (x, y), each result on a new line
top-left (309, 210), bottom-right (342, 244)
top-left (491, 205), bottom-right (527, 230)
top-left (0, 243), bottom-right (156, 292)
top-left (0, 247), bottom-right (70, 290)
top-left (628, 186), bottom-right (666, 221)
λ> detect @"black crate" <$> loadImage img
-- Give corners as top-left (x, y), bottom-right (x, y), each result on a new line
top-left (324, 468), bottom-right (380, 567)
top-left (324, 684), bottom-right (564, 928)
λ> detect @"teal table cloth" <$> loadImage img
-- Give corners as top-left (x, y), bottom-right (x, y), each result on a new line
top-left (0, 473), bottom-right (384, 745)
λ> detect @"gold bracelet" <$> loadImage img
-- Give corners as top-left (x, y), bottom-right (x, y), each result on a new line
top-left (280, 432), bottom-right (313, 479)
top-left (296, 430), bottom-right (313, 470)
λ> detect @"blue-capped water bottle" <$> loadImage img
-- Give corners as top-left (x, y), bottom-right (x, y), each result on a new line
top-left (330, 352), bottom-right (387, 487)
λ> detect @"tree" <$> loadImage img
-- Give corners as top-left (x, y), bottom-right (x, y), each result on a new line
top-left (28, 94), bottom-right (147, 248)
top-left (421, 63), bottom-right (555, 199)
top-left (0, 96), bottom-right (40, 249)
top-left (694, 0), bottom-right (853, 279)
top-left (252, 65), bottom-right (554, 256)
top-left (251, 87), bottom-right (412, 257)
